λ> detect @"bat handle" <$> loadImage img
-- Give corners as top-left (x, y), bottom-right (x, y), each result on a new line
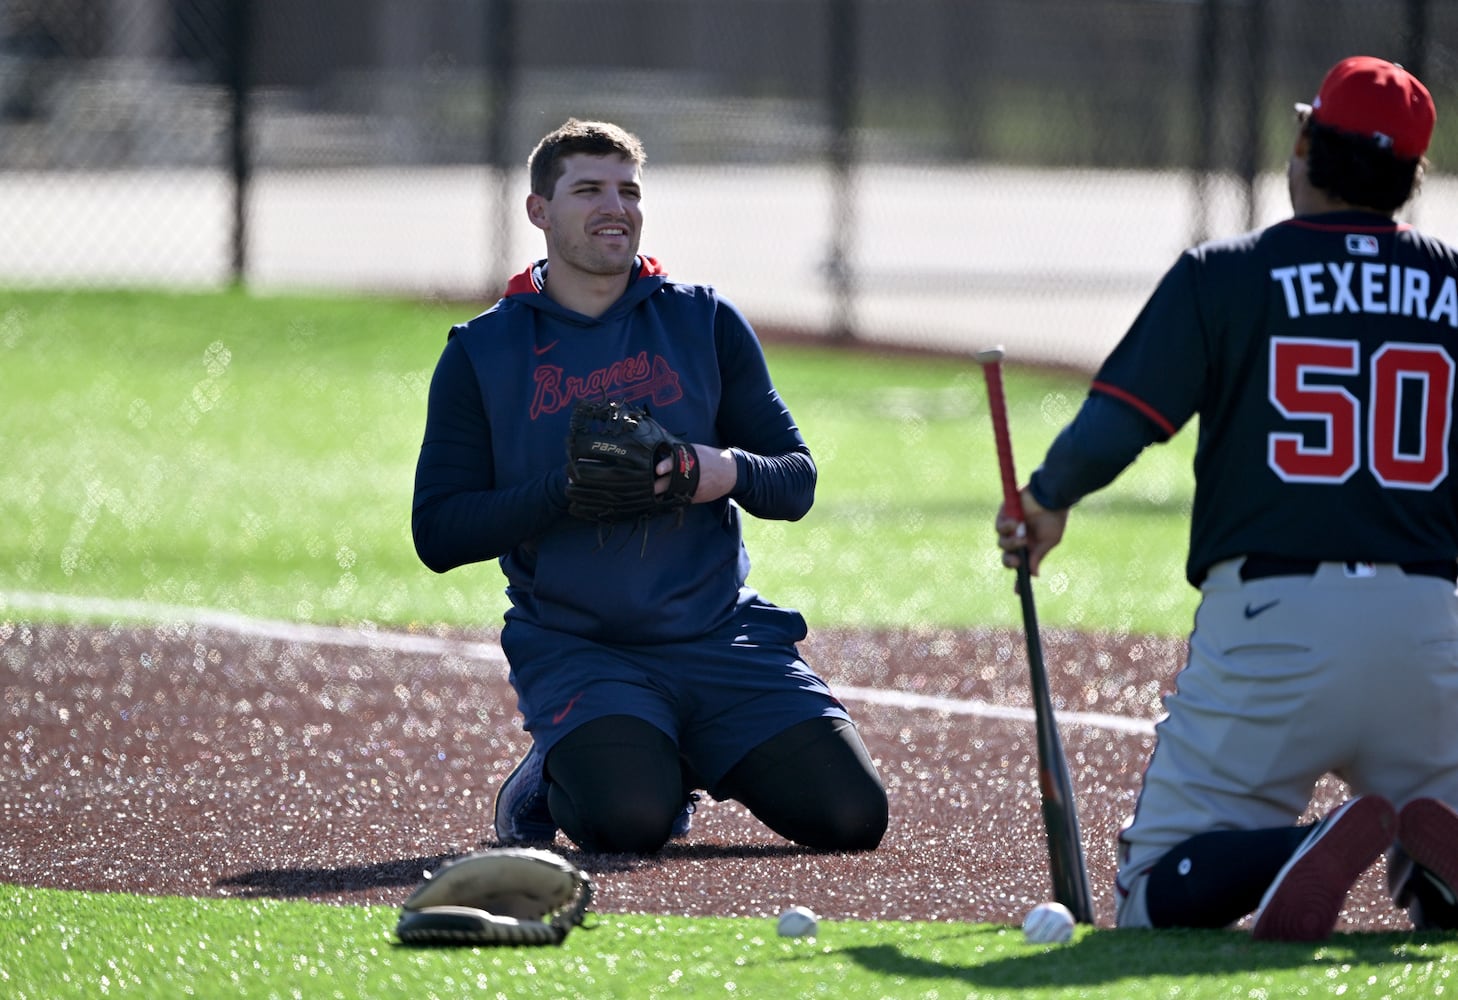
top-left (980, 356), bottom-right (1024, 523)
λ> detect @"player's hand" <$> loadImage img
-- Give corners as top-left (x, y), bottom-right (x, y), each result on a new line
top-left (995, 487), bottom-right (1068, 576)
top-left (655, 445), bottom-right (736, 503)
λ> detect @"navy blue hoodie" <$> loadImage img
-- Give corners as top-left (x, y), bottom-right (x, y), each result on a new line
top-left (412, 257), bottom-right (816, 643)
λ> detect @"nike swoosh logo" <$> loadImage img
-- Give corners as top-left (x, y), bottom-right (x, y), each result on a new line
top-left (552, 692), bottom-right (583, 725)
top-left (534, 340), bottom-right (559, 356)
top-left (1244, 600), bottom-right (1280, 619)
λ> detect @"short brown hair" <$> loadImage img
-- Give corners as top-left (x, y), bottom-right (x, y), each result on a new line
top-left (527, 119), bottom-right (647, 198)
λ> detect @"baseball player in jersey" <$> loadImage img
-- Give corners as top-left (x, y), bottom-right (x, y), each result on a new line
top-left (995, 57), bottom-right (1458, 939)
top-left (412, 119), bottom-right (887, 856)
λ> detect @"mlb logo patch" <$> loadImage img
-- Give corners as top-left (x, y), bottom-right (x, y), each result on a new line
top-left (1345, 234), bottom-right (1380, 256)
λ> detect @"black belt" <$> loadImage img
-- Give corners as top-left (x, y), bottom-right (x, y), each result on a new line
top-left (1239, 554), bottom-right (1458, 584)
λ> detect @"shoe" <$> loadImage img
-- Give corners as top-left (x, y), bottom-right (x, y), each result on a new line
top-left (1250, 795), bottom-right (1397, 941)
top-left (494, 743), bottom-right (556, 844)
top-left (1395, 797), bottom-right (1458, 930)
top-left (672, 792), bottom-right (702, 839)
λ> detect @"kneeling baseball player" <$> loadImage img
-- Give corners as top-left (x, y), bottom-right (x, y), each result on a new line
top-left (412, 119), bottom-right (887, 857)
top-left (996, 57), bottom-right (1458, 939)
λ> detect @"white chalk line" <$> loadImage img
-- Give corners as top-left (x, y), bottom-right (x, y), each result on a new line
top-left (834, 686), bottom-right (1156, 736)
top-left (0, 590), bottom-right (510, 664)
top-left (0, 590), bottom-right (1157, 736)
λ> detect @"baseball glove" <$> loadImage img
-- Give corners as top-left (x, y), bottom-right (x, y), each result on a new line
top-left (395, 847), bottom-right (594, 947)
top-left (565, 398), bottom-right (700, 523)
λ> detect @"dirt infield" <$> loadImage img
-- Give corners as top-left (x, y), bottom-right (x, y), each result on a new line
top-left (0, 618), bottom-right (1410, 932)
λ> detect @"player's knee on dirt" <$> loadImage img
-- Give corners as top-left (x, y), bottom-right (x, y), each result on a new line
top-left (546, 715), bottom-right (687, 854)
top-left (1144, 825), bottom-right (1311, 928)
top-left (550, 781), bottom-right (681, 854)
top-left (803, 789), bottom-right (889, 851)
top-left (720, 717), bottom-right (888, 851)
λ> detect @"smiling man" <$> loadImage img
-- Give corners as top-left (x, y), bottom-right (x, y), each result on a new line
top-left (411, 119), bottom-right (887, 856)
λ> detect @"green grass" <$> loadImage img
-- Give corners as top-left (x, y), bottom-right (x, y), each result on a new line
top-left (4, 884), bottom-right (1455, 999)
top-left (0, 286), bottom-right (1198, 636)
top-left (12, 288), bottom-right (1448, 999)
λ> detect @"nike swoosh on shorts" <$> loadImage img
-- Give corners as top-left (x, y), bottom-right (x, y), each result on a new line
top-left (1244, 600), bottom-right (1280, 619)
top-left (553, 692), bottom-right (584, 725)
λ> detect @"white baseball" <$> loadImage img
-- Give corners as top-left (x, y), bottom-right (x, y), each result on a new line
top-left (1022, 901), bottom-right (1076, 944)
top-left (776, 905), bottom-right (819, 938)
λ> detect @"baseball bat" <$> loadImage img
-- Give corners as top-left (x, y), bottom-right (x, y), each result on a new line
top-left (976, 345), bottom-right (1095, 925)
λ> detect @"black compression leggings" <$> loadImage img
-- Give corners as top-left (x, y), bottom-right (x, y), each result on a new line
top-left (544, 714), bottom-right (888, 855)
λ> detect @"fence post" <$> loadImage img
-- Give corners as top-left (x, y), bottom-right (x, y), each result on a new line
top-left (1404, 0), bottom-right (1429, 81)
top-left (1189, 0), bottom-right (1220, 246)
top-left (1403, 0), bottom-right (1429, 224)
top-left (825, 0), bottom-right (859, 342)
top-left (1237, 0), bottom-right (1268, 231)
top-left (226, 0), bottom-right (252, 287)
top-left (486, 0), bottom-right (519, 299)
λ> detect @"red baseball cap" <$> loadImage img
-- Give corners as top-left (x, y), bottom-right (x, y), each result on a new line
top-left (1296, 56), bottom-right (1436, 159)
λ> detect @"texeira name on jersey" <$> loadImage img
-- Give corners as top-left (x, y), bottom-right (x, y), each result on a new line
top-left (1271, 260), bottom-right (1458, 326)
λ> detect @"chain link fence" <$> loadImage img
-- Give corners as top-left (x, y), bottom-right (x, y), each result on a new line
top-left (2, 0), bottom-right (1455, 366)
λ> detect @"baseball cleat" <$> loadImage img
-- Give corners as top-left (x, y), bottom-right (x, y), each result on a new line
top-left (494, 743), bottom-right (557, 844)
top-left (1394, 797), bottom-right (1458, 930)
top-left (673, 792), bottom-right (701, 839)
top-left (1250, 795), bottom-right (1396, 941)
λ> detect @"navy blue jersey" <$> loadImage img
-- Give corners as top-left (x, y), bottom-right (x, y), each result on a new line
top-left (412, 257), bottom-right (816, 642)
top-left (1035, 210), bottom-right (1458, 585)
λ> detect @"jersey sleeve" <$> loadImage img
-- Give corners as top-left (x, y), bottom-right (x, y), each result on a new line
top-left (711, 298), bottom-right (817, 521)
top-left (1090, 250), bottom-right (1211, 439)
top-left (1027, 251), bottom-right (1215, 511)
top-left (411, 333), bottom-right (570, 573)
top-left (1028, 392), bottom-right (1166, 510)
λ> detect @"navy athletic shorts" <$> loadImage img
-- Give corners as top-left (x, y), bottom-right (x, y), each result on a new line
top-left (500, 596), bottom-right (851, 788)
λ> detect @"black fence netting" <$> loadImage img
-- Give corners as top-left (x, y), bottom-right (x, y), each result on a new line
top-left (2, 0), bottom-right (1454, 365)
